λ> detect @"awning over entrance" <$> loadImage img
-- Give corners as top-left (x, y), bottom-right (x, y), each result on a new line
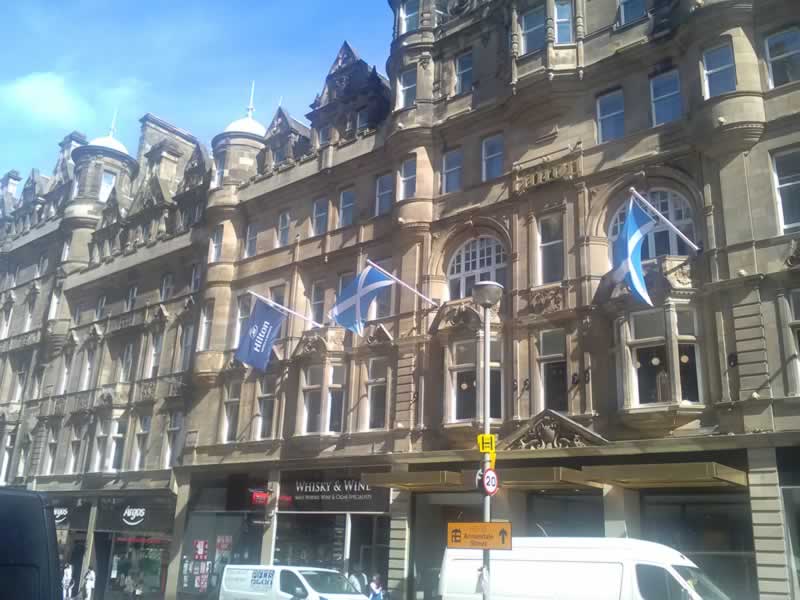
top-left (364, 470), bottom-right (464, 491)
top-left (494, 467), bottom-right (601, 490)
top-left (583, 462), bottom-right (747, 488)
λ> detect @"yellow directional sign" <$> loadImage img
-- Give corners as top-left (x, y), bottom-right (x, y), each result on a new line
top-left (447, 521), bottom-right (512, 550)
top-left (490, 451), bottom-right (497, 470)
top-left (477, 434), bottom-right (496, 453)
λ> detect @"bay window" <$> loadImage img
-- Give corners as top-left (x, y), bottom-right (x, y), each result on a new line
top-left (179, 323), bottom-right (194, 372)
top-left (400, 0), bottom-right (419, 34)
top-left (303, 365), bottom-right (324, 433)
top-left (555, 0), bottom-right (574, 44)
top-left (703, 43), bottom-right (736, 98)
top-left (624, 306), bottom-right (701, 406)
top-left (520, 7), bottom-right (545, 54)
top-left (99, 170), bottom-right (116, 204)
top-left (191, 263), bottom-right (202, 292)
top-left (399, 68), bottom-right (417, 109)
top-left (539, 330), bottom-right (568, 412)
top-left (400, 156), bottom-right (417, 200)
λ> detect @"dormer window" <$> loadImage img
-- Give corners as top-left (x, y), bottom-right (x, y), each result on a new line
top-left (400, 0), bottom-right (420, 34)
top-left (319, 126), bottom-right (332, 146)
top-left (273, 146), bottom-right (287, 165)
top-left (99, 170), bottom-right (116, 203)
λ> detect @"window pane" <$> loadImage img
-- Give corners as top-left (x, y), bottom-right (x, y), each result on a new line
top-left (490, 369), bottom-right (502, 419)
top-left (455, 371), bottom-right (476, 419)
top-left (707, 68), bottom-right (736, 97)
top-left (543, 361), bottom-right (568, 412)
top-left (633, 311), bottom-right (665, 339)
top-left (635, 346), bottom-right (669, 404)
top-left (677, 310), bottom-right (695, 336)
top-left (369, 385), bottom-right (387, 429)
top-left (770, 48), bottom-right (800, 87)
top-left (455, 341), bottom-right (476, 365)
top-left (541, 243), bottom-right (564, 284)
top-left (704, 45), bottom-right (733, 71)
top-left (331, 365), bottom-right (346, 386)
top-left (541, 329), bottom-right (566, 356)
top-left (305, 391), bottom-right (321, 433)
top-left (226, 404), bottom-right (239, 442)
top-left (539, 215), bottom-right (562, 244)
top-left (621, 0), bottom-right (645, 23)
top-left (679, 344), bottom-right (700, 402)
top-left (260, 398), bottom-right (274, 439)
top-left (636, 564), bottom-right (685, 600)
top-left (370, 358), bottom-right (388, 379)
top-left (598, 91), bottom-right (624, 116)
top-left (307, 366), bottom-right (323, 387)
top-left (490, 339), bottom-right (502, 363)
top-left (329, 390), bottom-right (344, 432)
top-left (556, 22), bottom-right (572, 44)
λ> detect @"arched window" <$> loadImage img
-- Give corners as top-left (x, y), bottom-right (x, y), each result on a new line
top-left (448, 237), bottom-right (507, 300)
top-left (609, 189), bottom-right (695, 259)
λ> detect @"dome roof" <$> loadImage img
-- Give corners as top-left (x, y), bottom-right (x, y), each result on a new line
top-left (87, 135), bottom-right (129, 155)
top-left (223, 116), bottom-right (266, 138)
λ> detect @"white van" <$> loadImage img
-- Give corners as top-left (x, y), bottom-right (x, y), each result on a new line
top-left (220, 565), bottom-right (366, 600)
top-left (440, 537), bottom-right (731, 600)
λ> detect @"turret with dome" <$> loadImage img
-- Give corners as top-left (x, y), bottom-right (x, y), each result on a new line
top-left (211, 82), bottom-right (267, 187)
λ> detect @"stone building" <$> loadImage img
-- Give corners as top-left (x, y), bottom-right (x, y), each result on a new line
top-left (2, 0), bottom-right (800, 598)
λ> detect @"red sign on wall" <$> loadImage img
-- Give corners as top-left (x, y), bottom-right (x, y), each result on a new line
top-left (250, 490), bottom-right (270, 506)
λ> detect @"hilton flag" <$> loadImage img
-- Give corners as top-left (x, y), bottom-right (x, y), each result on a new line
top-left (330, 266), bottom-right (395, 336)
top-left (235, 299), bottom-right (285, 372)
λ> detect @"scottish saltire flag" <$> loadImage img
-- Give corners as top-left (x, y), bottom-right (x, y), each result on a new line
top-left (330, 266), bottom-right (395, 335)
top-left (235, 299), bottom-right (286, 372)
top-left (611, 197), bottom-right (657, 306)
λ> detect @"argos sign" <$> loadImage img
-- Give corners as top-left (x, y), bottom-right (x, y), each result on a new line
top-left (121, 506), bottom-right (146, 526)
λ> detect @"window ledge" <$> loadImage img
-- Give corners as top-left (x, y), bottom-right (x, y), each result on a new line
top-left (618, 401), bottom-right (705, 433)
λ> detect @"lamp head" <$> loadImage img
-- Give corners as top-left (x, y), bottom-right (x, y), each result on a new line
top-left (472, 281), bottom-right (504, 308)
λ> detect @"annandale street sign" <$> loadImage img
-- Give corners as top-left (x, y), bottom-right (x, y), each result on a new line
top-left (447, 521), bottom-right (512, 550)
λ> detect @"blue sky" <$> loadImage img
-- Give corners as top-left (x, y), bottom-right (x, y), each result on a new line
top-left (0, 0), bottom-right (393, 180)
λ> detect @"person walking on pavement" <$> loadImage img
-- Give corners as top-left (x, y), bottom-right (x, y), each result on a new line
top-left (83, 566), bottom-right (96, 600)
top-left (347, 563), bottom-right (369, 596)
top-left (368, 574), bottom-right (384, 600)
top-left (62, 563), bottom-right (73, 600)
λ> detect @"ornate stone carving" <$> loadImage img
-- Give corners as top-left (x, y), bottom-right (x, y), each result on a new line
top-left (365, 324), bottom-right (394, 346)
top-left (787, 239), bottom-right (800, 268)
top-left (501, 409), bottom-right (608, 451)
top-left (527, 286), bottom-right (563, 314)
top-left (512, 150), bottom-right (582, 196)
top-left (664, 262), bottom-right (692, 288)
top-left (445, 304), bottom-right (483, 330)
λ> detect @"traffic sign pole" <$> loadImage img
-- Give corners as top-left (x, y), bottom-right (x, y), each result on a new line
top-left (481, 302), bottom-right (491, 598)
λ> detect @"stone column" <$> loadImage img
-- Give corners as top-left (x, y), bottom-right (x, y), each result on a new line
top-left (387, 487), bottom-right (412, 600)
top-left (748, 448), bottom-right (792, 599)
top-left (603, 485), bottom-right (640, 538)
top-left (165, 471), bottom-right (191, 600)
top-left (664, 301), bottom-right (682, 403)
top-left (259, 469), bottom-right (281, 565)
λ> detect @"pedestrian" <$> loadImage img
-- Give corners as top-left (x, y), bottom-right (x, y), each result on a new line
top-left (124, 573), bottom-right (136, 600)
top-left (368, 574), bottom-right (384, 600)
top-left (62, 563), bottom-right (73, 600)
top-left (83, 566), bottom-right (96, 600)
top-left (347, 563), bottom-right (368, 596)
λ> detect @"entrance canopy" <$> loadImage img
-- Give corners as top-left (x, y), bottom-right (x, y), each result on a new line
top-left (364, 470), bottom-right (464, 492)
top-left (582, 462), bottom-right (747, 488)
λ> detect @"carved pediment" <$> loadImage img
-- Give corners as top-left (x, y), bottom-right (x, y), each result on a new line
top-left (291, 326), bottom-right (346, 359)
top-left (294, 334), bottom-right (328, 358)
top-left (429, 300), bottom-right (500, 334)
top-left (500, 409), bottom-right (608, 451)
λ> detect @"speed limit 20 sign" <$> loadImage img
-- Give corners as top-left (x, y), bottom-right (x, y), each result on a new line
top-left (481, 468), bottom-right (499, 496)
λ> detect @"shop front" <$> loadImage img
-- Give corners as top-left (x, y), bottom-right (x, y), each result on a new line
top-left (94, 495), bottom-right (176, 600)
top-left (275, 471), bottom-right (391, 579)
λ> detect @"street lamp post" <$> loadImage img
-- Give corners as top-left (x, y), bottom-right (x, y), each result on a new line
top-left (472, 281), bottom-right (504, 600)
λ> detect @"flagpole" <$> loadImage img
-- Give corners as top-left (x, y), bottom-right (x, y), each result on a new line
top-left (365, 259), bottom-right (440, 308)
top-left (246, 290), bottom-right (324, 328)
top-left (629, 187), bottom-right (701, 253)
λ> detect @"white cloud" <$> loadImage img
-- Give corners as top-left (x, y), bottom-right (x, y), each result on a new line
top-left (0, 72), bottom-right (95, 128)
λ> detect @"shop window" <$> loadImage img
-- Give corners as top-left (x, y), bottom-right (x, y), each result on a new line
top-left (368, 358), bottom-right (388, 430)
top-left (312, 198), bottom-right (328, 236)
top-left (609, 189), bottom-right (694, 259)
top-left (449, 339), bottom-right (502, 422)
top-left (766, 28), bottom-right (800, 88)
top-left (224, 382), bottom-right (241, 443)
top-left (258, 374), bottom-right (277, 440)
top-left (597, 90), bottom-right (625, 144)
top-left (134, 414), bottom-right (151, 471)
top-left (703, 42), bottom-right (736, 98)
top-left (520, 7), bottom-right (545, 54)
top-left (442, 148), bottom-right (463, 194)
top-left (164, 411), bottom-right (184, 468)
top-left (539, 213), bottom-right (564, 284)
top-left (527, 493), bottom-right (604, 537)
top-left (774, 148), bottom-right (800, 233)
top-left (627, 307), bottom-right (700, 405)
top-left (448, 237), bottom-right (507, 300)
top-left (539, 330), bottom-right (568, 412)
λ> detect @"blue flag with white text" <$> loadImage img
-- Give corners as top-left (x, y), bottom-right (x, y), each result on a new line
top-left (330, 266), bottom-right (395, 335)
top-left (611, 197), bottom-right (656, 306)
top-left (235, 299), bottom-right (285, 372)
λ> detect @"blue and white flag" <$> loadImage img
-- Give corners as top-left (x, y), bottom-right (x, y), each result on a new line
top-left (330, 266), bottom-right (395, 335)
top-left (611, 197), bottom-right (656, 306)
top-left (235, 299), bottom-right (286, 372)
